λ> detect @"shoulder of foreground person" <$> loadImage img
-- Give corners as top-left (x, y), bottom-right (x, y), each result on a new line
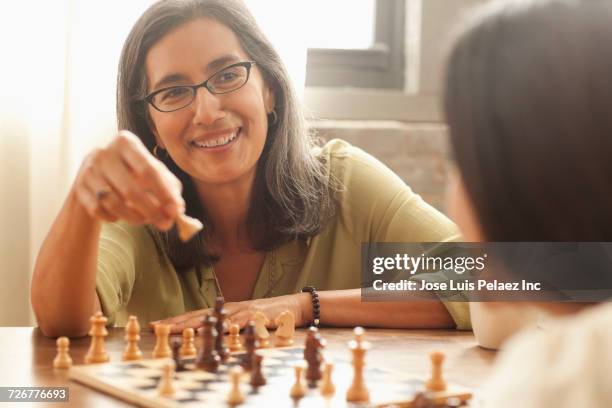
top-left (481, 303), bottom-right (612, 408)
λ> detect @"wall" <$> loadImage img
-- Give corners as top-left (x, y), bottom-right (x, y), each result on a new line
top-left (314, 120), bottom-right (451, 213)
top-left (0, 119), bottom-right (32, 326)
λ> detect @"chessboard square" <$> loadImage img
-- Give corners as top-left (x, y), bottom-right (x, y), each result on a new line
top-left (125, 367), bottom-right (163, 378)
top-left (192, 390), bottom-right (226, 405)
top-left (174, 380), bottom-right (205, 391)
top-left (107, 376), bottom-right (156, 389)
top-left (142, 358), bottom-right (173, 369)
top-left (280, 359), bottom-right (304, 367)
top-left (124, 362), bottom-right (148, 369)
top-left (255, 348), bottom-right (298, 358)
top-left (216, 365), bottom-right (230, 374)
top-left (206, 381), bottom-right (231, 392)
top-left (402, 378), bottom-right (426, 388)
top-left (261, 366), bottom-right (281, 377)
top-left (178, 370), bottom-right (217, 382)
top-left (142, 388), bottom-right (193, 401)
top-left (95, 365), bottom-right (125, 377)
top-left (261, 357), bottom-right (283, 367)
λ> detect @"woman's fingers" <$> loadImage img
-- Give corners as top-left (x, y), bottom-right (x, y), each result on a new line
top-left (100, 153), bottom-right (164, 222)
top-left (74, 130), bottom-right (184, 228)
top-left (167, 316), bottom-right (205, 334)
top-left (79, 166), bottom-right (139, 223)
top-left (151, 308), bottom-right (211, 332)
top-left (98, 191), bottom-right (148, 225)
top-left (118, 138), bottom-right (184, 219)
top-left (148, 298), bottom-right (293, 337)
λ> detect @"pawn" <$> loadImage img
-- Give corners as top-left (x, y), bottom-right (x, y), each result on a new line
top-left (172, 339), bottom-right (185, 372)
top-left (180, 328), bottom-right (197, 358)
top-left (228, 324), bottom-right (243, 352)
top-left (85, 311), bottom-right (110, 364)
top-left (240, 322), bottom-right (258, 371)
top-left (122, 315), bottom-right (143, 361)
top-left (213, 297), bottom-right (230, 361)
top-left (320, 362), bottom-right (335, 398)
top-left (153, 323), bottom-right (172, 359)
top-left (157, 361), bottom-right (176, 397)
top-left (250, 354), bottom-right (267, 390)
top-left (289, 364), bottom-right (306, 400)
top-left (53, 336), bottom-right (72, 369)
top-left (227, 367), bottom-right (245, 405)
top-left (425, 351), bottom-right (447, 392)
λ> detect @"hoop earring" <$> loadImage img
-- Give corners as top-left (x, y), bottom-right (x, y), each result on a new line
top-left (268, 109), bottom-right (278, 125)
top-left (153, 145), bottom-right (167, 158)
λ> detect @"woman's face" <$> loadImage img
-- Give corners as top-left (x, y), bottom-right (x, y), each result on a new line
top-left (145, 17), bottom-right (274, 186)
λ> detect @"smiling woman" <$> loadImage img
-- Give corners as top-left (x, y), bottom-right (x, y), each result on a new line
top-left (30, 0), bottom-right (466, 337)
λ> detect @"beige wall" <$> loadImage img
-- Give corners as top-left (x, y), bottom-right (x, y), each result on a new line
top-left (315, 120), bottom-right (451, 212)
top-left (0, 119), bottom-right (32, 326)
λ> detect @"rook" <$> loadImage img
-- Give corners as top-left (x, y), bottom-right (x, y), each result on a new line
top-left (152, 323), bottom-right (172, 359)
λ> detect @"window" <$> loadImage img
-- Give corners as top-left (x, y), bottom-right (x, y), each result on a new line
top-left (305, 0), bottom-right (483, 121)
top-left (305, 0), bottom-right (405, 89)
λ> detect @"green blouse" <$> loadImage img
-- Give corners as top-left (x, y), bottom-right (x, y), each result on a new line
top-left (96, 139), bottom-right (470, 329)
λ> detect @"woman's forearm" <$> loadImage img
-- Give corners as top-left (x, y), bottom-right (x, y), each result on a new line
top-left (31, 188), bottom-right (102, 337)
top-left (299, 289), bottom-right (455, 329)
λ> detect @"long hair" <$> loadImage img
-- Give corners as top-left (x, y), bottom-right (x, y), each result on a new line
top-left (445, 0), bottom-right (612, 241)
top-left (116, 0), bottom-right (335, 271)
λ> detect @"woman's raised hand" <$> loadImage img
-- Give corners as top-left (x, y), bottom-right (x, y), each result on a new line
top-left (73, 130), bottom-right (184, 230)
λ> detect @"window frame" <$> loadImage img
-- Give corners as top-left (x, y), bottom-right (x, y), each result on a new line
top-left (305, 0), bottom-right (406, 89)
top-left (305, 0), bottom-right (482, 122)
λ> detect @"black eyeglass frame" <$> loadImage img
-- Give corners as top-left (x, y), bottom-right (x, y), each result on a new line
top-left (143, 60), bottom-right (257, 113)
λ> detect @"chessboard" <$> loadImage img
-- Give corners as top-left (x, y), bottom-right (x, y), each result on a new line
top-left (69, 346), bottom-right (472, 408)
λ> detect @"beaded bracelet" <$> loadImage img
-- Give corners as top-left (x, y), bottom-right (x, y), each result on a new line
top-left (300, 286), bottom-right (320, 327)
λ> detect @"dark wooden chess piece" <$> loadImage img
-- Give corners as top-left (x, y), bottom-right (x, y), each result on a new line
top-left (213, 297), bottom-right (230, 362)
top-left (171, 338), bottom-right (185, 372)
top-left (196, 315), bottom-right (220, 372)
top-left (240, 321), bottom-right (259, 371)
top-left (304, 326), bottom-right (325, 387)
top-left (249, 354), bottom-right (267, 390)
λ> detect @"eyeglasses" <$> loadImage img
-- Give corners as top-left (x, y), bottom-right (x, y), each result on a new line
top-left (143, 61), bottom-right (257, 113)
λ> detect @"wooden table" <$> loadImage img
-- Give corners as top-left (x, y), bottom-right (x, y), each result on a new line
top-left (0, 327), bottom-right (496, 407)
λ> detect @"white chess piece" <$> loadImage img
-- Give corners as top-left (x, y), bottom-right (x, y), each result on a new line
top-left (157, 361), bottom-right (176, 397)
top-left (274, 311), bottom-right (295, 347)
top-left (53, 336), bottom-right (73, 369)
top-left (253, 311), bottom-right (270, 348)
top-left (227, 367), bottom-right (245, 405)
